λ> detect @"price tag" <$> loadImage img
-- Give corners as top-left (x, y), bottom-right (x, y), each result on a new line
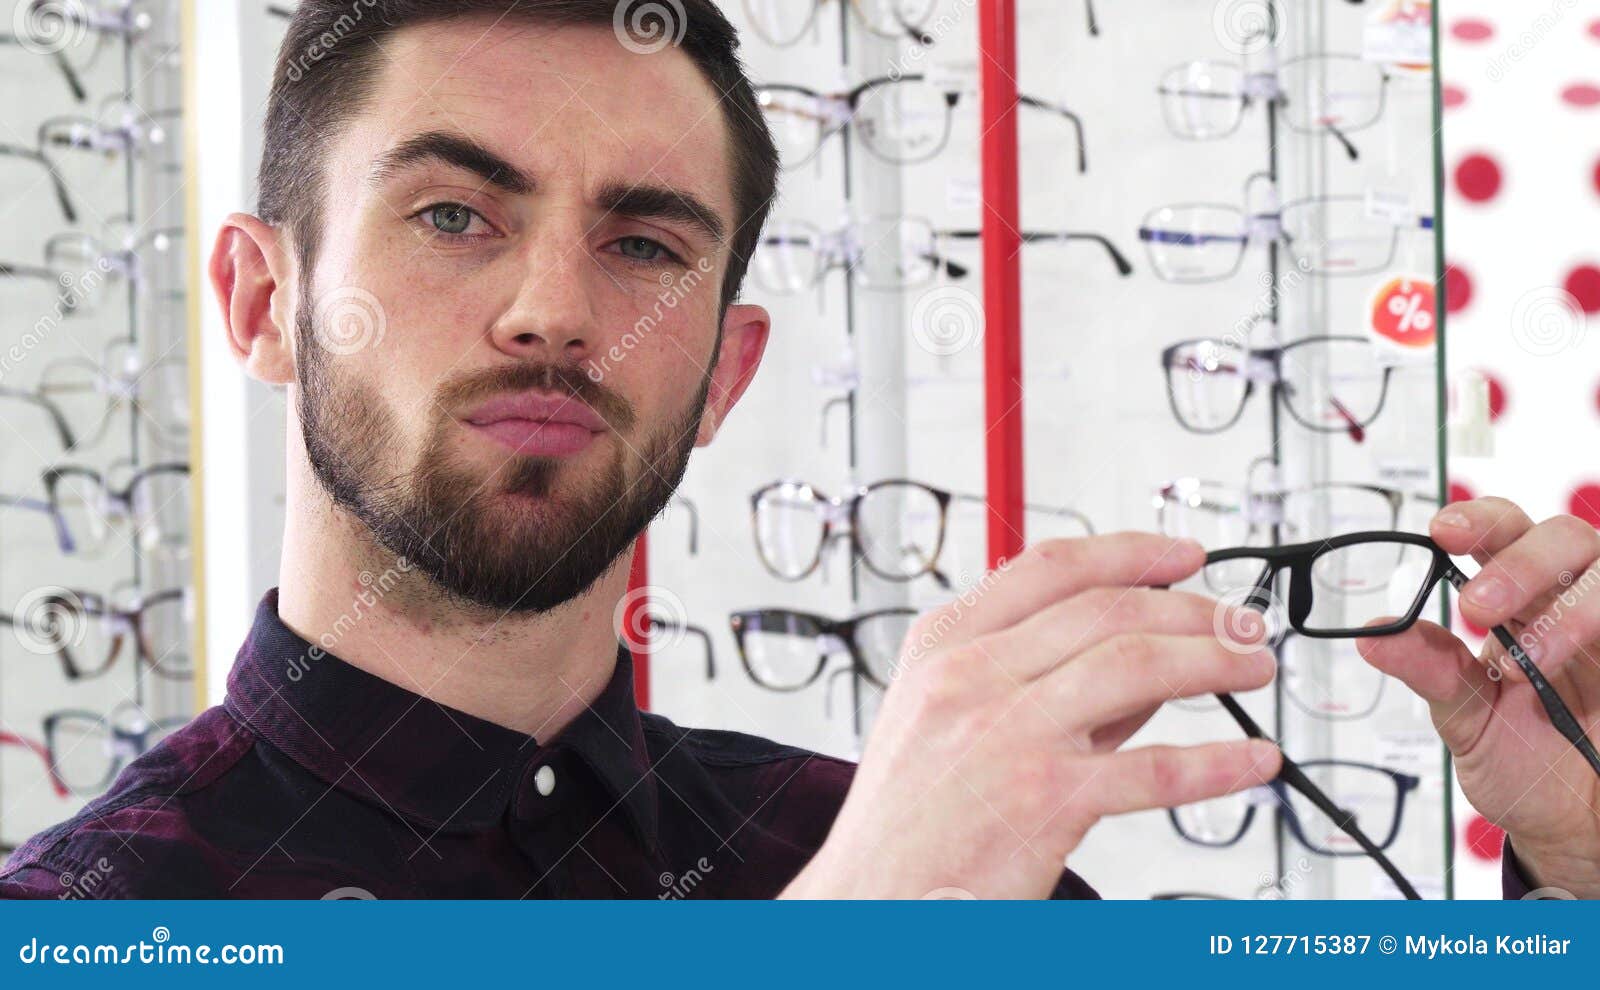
top-left (1363, 0), bottom-right (1433, 73)
top-left (945, 175), bottom-right (980, 211)
top-left (1376, 729), bottom-right (1440, 770)
top-left (1364, 188), bottom-right (1416, 226)
top-left (1367, 275), bottom-right (1437, 351)
top-left (928, 59), bottom-right (978, 96)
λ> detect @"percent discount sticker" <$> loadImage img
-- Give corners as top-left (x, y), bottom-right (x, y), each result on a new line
top-left (1367, 275), bottom-right (1437, 350)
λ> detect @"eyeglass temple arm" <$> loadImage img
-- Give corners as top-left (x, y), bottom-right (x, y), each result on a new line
top-left (1442, 566), bottom-right (1600, 779)
top-left (0, 142), bottom-right (75, 223)
top-left (668, 495), bottom-right (699, 555)
top-left (0, 730), bottom-right (69, 797)
top-left (646, 616), bottom-right (716, 681)
top-left (1016, 94), bottom-right (1087, 173)
top-left (936, 229), bottom-right (1133, 276)
top-left (951, 492), bottom-right (1094, 534)
top-left (1084, 0), bottom-right (1099, 36)
top-left (0, 385), bottom-right (77, 449)
top-left (0, 34), bottom-right (86, 101)
top-left (1213, 692), bottom-right (1420, 900)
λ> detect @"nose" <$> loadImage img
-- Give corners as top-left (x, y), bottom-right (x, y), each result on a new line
top-left (489, 232), bottom-right (597, 363)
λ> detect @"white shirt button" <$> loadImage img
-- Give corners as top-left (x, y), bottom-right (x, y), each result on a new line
top-left (533, 764), bottom-right (556, 796)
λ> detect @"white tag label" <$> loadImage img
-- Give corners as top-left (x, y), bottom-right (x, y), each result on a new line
top-left (927, 59), bottom-right (978, 96)
top-left (945, 175), bottom-right (980, 211)
top-left (1365, 188), bottom-right (1416, 226)
top-left (1376, 729), bottom-right (1439, 770)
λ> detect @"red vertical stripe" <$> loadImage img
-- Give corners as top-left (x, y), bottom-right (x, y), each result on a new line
top-left (979, 0), bottom-right (1026, 569)
top-left (627, 534), bottom-right (650, 711)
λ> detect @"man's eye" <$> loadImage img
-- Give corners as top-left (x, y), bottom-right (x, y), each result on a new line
top-left (616, 236), bottom-right (669, 262)
top-left (422, 204), bottom-right (479, 236)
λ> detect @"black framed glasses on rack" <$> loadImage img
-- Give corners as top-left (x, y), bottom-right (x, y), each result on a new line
top-left (1170, 759), bottom-right (1419, 856)
top-left (43, 705), bottom-right (188, 796)
top-left (644, 614), bottom-right (716, 681)
top-left (1, 586), bottom-right (193, 682)
top-left (1161, 335), bottom-right (1395, 442)
top-left (0, 384), bottom-right (79, 451)
top-left (0, 491), bottom-right (77, 551)
top-left (752, 216), bottom-right (1130, 296)
top-left (751, 478), bottom-right (1092, 587)
top-left (1139, 194), bottom-right (1433, 283)
top-left (42, 461), bottom-right (191, 557)
top-left (1158, 54), bottom-right (1393, 160)
top-left (730, 607), bottom-right (917, 691)
top-left (40, 98), bottom-right (179, 160)
top-left (758, 76), bottom-right (1087, 171)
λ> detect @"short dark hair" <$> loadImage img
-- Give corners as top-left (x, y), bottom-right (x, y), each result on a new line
top-left (259, 0), bottom-right (778, 315)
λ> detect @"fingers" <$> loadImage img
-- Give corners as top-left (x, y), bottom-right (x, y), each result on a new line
top-left (1431, 496), bottom-right (1533, 562)
top-left (1076, 740), bottom-right (1282, 819)
top-left (1043, 633), bottom-right (1277, 730)
top-left (1357, 618), bottom-right (1498, 753)
top-left (909, 532), bottom-right (1205, 650)
top-left (1436, 503), bottom-right (1600, 675)
top-left (975, 585), bottom-right (1265, 681)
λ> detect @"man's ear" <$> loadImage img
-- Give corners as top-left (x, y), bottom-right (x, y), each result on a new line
top-left (696, 303), bottom-right (771, 447)
top-left (209, 212), bottom-right (297, 386)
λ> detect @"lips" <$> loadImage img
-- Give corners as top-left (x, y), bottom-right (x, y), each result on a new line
top-left (462, 390), bottom-right (608, 456)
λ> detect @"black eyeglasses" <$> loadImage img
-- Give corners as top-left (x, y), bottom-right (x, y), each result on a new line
top-left (0, 30), bottom-right (86, 101)
top-left (751, 478), bottom-right (1093, 587)
top-left (730, 607), bottom-right (918, 691)
top-left (43, 706), bottom-right (187, 796)
top-left (1170, 758), bottom-right (1419, 856)
top-left (1158, 53), bottom-right (1393, 161)
top-left (758, 76), bottom-right (1088, 171)
top-left (3, 586), bottom-right (193, 682)
top-left (42, 461), bottom-right (191, 557)
top-left (1161, 335), bottom-right (1396, 443)
top-left (644, 614), bottom-right (716, 681)
top-left (1175, 532), bottom-right (1600, 899)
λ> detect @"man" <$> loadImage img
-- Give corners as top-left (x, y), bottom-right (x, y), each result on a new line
top-left (3, 0), bottom-right (1596, 899)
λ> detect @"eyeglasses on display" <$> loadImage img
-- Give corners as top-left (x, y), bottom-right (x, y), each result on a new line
top-left (730, 607), bottom-right (917, 691)
top-left (752, 478), bottom-right (1093, 587)
top-left (1170, 758), bottom-right (1419, 856)
top-left (0, 728), bottom-right (70, 798)
top-left (39, 351), bottom-right (190, 453)
top-left (752, 216), bottom-right (1130, 296)
top-left (40, 98), bottom-right (180, 159)
top-left (2, 586), bottom-right (193, 682)
top-left (1158, 54), bottom-right (1393, 160)
top-left (1155, 476), bottom-right (1424, 552)
top-left (758, 76), bottom-right (1086, 171)
top-left (0, 384), bottom-right (80, 451)
top-left (0, 30), bottom-right (87, 101)
top-left (1139, 194), bottom-right (1433, 283)
top-left (645, 614), bottom-right (716, 681)
top-left (43, 705), bottom-right (187, 796)
top-left (43, 461), bottom-right (191, 557)
top-left (1161, 335), bottom-right (1395, 442)
top-left (0, 141), bottom-right (75, 222)
top-left (742, 0), bottom-right (935, 48)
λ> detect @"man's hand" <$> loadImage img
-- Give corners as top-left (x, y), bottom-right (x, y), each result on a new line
top-left (782, 532), bottom-right (1282, 899)
top-left (1357, 497), bottom-right (1600, 897)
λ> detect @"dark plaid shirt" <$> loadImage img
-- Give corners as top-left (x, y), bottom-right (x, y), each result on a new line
top-left (0, 588), bottom-right (1101, 899)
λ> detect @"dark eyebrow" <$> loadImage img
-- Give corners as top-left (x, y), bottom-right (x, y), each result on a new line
top-left (367, 130), bottom-right (533, 195)
top-left (596, 181), bottom-right (726, 247)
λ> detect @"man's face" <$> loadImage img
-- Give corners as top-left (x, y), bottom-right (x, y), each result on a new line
top-left (292, 19), bottom-right (747, 613)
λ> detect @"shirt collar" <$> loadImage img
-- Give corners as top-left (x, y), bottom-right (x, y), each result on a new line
top-left (224, 588), bottom-right (659, 846)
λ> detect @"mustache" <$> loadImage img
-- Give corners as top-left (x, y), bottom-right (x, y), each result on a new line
top-left (439, 361), bottom-right (636, 434)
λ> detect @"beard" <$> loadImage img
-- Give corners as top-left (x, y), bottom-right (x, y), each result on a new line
top-left (294, 297), bottom-right (708, 615)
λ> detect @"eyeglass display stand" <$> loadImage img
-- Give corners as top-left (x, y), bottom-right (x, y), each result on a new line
top-left (0, 5), bottom-right (193, 852)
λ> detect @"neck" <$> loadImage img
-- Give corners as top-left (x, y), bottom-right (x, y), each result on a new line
top-left (275, 440), bottom-right (631, 740)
